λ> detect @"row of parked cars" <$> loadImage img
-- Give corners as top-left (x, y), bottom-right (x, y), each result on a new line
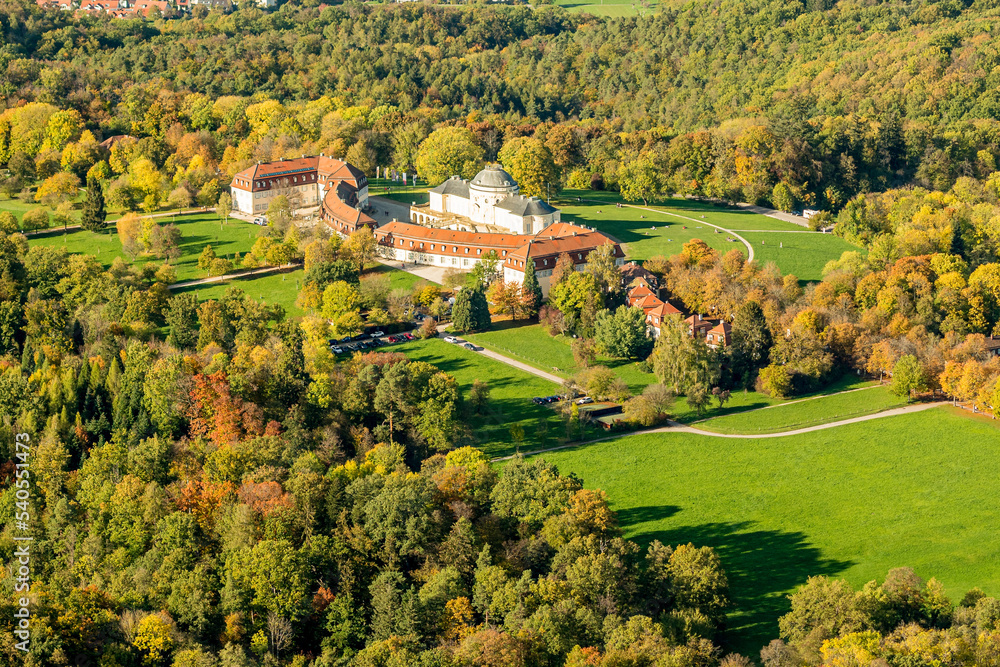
top-left (329, 331), bottom-right (415, 354)
top-left (532, 395), bottom-right (594, 406)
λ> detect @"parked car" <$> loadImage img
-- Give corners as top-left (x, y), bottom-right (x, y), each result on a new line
top-left (404, 333), bottom-right (415, 340)
top-left (577, 397), bottom-right (594, 405)
top-left (444, 336), bottom-right (458, 343)
top-left (462, 343), bottom-right (476, 350)
top-left (372, 330), bottom-right (385, 338)
top-left (532, 397), bottom-right (543, 404)
top-left (331, 346), bottom-right (343, 354)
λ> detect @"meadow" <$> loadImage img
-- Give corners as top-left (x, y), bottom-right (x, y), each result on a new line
top-left (534, 407), bottom-right (1000, 655)
top-left (171, 267), bottom-right (306, 317)
top-left (390, 337), bottom-right (597, 458)
top-left (553, 0), bottom-right (658, 17)
top-left (695, 384), bottom-right (905, 434)
top-left (556, 190), bottom-right (859, 281)
top-left (27, 213), bottom-right (257, 282)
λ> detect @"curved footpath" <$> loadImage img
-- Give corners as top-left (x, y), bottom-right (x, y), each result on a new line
top-left (492, 401), bottom-right (949, 461)
top-left (622, 203), bottom-right (756, 262)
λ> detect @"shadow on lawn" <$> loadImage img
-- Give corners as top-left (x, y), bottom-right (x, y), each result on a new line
top-left (630, 519), bottom-right (853, 656)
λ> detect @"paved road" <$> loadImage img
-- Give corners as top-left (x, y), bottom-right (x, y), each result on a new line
top-left (377, 258), bottom-right (450, 284)
top-left (168, 263), bottom-right (297, 290)
top-left (492, 401), bottom-right (949, 461)
top-left (623, 204), bottom-right (756, 262)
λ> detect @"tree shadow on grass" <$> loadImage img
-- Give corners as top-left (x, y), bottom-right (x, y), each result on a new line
top-left (629, 520), bottom-right (854, 657)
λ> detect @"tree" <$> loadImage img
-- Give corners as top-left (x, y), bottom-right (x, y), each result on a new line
top-left (166, 294), bottom-right (199, 349)
top-left (0, 211), bottom-right (16, 234)
top-left (117, 213), bottom-right (144, 258)
top-left (585, 241), bottom-right (622, 298)
top-left (267, 195), bottom-right (292, 232)
top-left (890, 354), bottom-right (926, 401)
top-left (498, 137), bottom-right (560, 198)
top-left (730, 300), bottom-right (772, 387)
top-left (487, 280), bottom-right (524, 319)
top-left (415, 126), bottom-right (484, 185)
top-left (81, 177), bottom-right (106, 232)
top-left (35, 172), bottom-right (80, 207)
top-left (21, 207), bottom-right (50, 231)
top-left (321, 281), bottom-right (360, 320)
top-left (198, 245), bottom-right (217, 271)
top-left (651, 316), bottom-right (718, 394)
top-left (758, 363), bottom-right (793, 398)
top-left (343, 226), bottom-right (377, 274)
top-left (469, 250), bottom-right (502, 289)
top-left (618, 156), bottom-right (663, 205)
top-left (771, 182), bottom-right (796, 212)
top-left (469, 379), bottom-right (491, 414)
top-left (217, 191), bottom-right (232, 223)
top-left (594, 305), bottom-right (652, 360)
top-left (452, 288), bottom-right (491, 333)
top-left (522, 261), bottom-right (543, 318)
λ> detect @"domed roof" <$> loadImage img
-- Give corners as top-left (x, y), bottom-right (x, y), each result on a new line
top-left (471, 165), bottom-right (517, 189)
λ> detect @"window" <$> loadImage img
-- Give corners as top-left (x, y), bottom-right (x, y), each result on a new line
top-left (477, 249), bottom-right (482, 255)
top-left (452, 258), bottom-right (457, 265)
top-left (465, 248), bottom-right (469, 254)
top-left (463, 259), bottom-right (469, 266)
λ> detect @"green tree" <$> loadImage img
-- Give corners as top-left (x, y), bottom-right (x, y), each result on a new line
top-left (522, 261), bottom-right (543, 318)
top-left (651, 317), bottom-right (718, 394)
top-left (166, 294), bottom-right (199, 350)
top-left (321, 281), bottom-right (360, 320)
top-left (452, 287), bottom-right (491, 333)
top-left (618, 156), bottom-right (663, 205)
top-left (771, 181), bottom-right (796, 212)
top-left (81, 176), bottom-right (106, 232)
top-left (730, 300), bottom-right (772, 387)
top-left (0, 211), bottom-right (17, 234)
top-left (198, 245), bottom-right (217, 271)
top-left (415, 126), bottom-right (484, 185)
top-left (498, 137), bottom-right (561, 198)
top-left (890, 354), bottom-right (926, 401)
top-left (594, 305), bottom-right (652, 360)
top-left (21, 207), bottom-right (50, 231)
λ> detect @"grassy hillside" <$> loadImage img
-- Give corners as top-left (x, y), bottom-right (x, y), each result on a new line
top-left (535, 407), bottom-right (1000, 655)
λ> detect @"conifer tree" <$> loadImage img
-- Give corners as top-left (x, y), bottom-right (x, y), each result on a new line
top-left (522, 261), bottom-right (543, 318)
top-left (81, 177), bottom-right (106, 232)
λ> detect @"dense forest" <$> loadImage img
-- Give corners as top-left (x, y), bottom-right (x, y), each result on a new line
top-left (6, 0), bottom-right (1000, 211)
top-left (4, 0), bottom-right (1000, 665)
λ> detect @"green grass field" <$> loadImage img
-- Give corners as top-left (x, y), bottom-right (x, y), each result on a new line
top-left (0, 195), bottom-right (42, 224)
top-left (369, 262), bottom-right (441, 290)
top-left (740, 231), bottom-right (860, 282)
top-left (391, 337), bottom-right (598, 457)
top-left (695, 385), bottom-right (904, 434)
top-left (534, 407), bottom-right (1000, 655)
top-left (28, 213), bottom-right (256, 282)
top-left (555, 190), bottom-right (858, 281)
top-left (554, 0), bottom-right (657, 17)
top-left (465, 322), bottom-right (657, 393)
top-left (171, 267), bottom-right (306, 318)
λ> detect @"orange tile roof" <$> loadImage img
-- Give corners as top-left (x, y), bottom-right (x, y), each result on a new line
top-left (375, 221), bottom-right (533, 250)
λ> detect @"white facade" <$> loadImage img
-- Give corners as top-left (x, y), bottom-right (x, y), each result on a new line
top-left (427, 167), bottom-right (561, 235)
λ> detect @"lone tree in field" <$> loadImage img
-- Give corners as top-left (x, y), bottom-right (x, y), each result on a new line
top-left (890, 354), bottom-right (927, 401)
top-left (452, 287), bottom-right (491, 333)
top-left (81, 177), bottom-right (106, 232)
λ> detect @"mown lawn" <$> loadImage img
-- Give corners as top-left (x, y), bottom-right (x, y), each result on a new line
top-left (171, 267), bottom-right (306, 318)
top-left (555, 0), bottom-right (658, 17)
top-left (535, 407), bottom-right (1000, 656)
top-left (740, 231), bottom-right (860, 282)
top-left (695, 385), bottom-right (904, 434)
top-left (369, 262), bottom-right (440, 290)
top-left (390, 337), bottom-right (601, 458)
top-left (555, 190), bottom-right (856, 281)
top-left (464, 322), bottom-right (658, 394)
top-left (463, 322), bottom-right (872, 413)
top-left (28, 213), bottom-right (256, 282)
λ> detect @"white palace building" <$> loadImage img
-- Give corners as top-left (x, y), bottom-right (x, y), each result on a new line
top-left (422, 166), bottom-right (561, 235)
